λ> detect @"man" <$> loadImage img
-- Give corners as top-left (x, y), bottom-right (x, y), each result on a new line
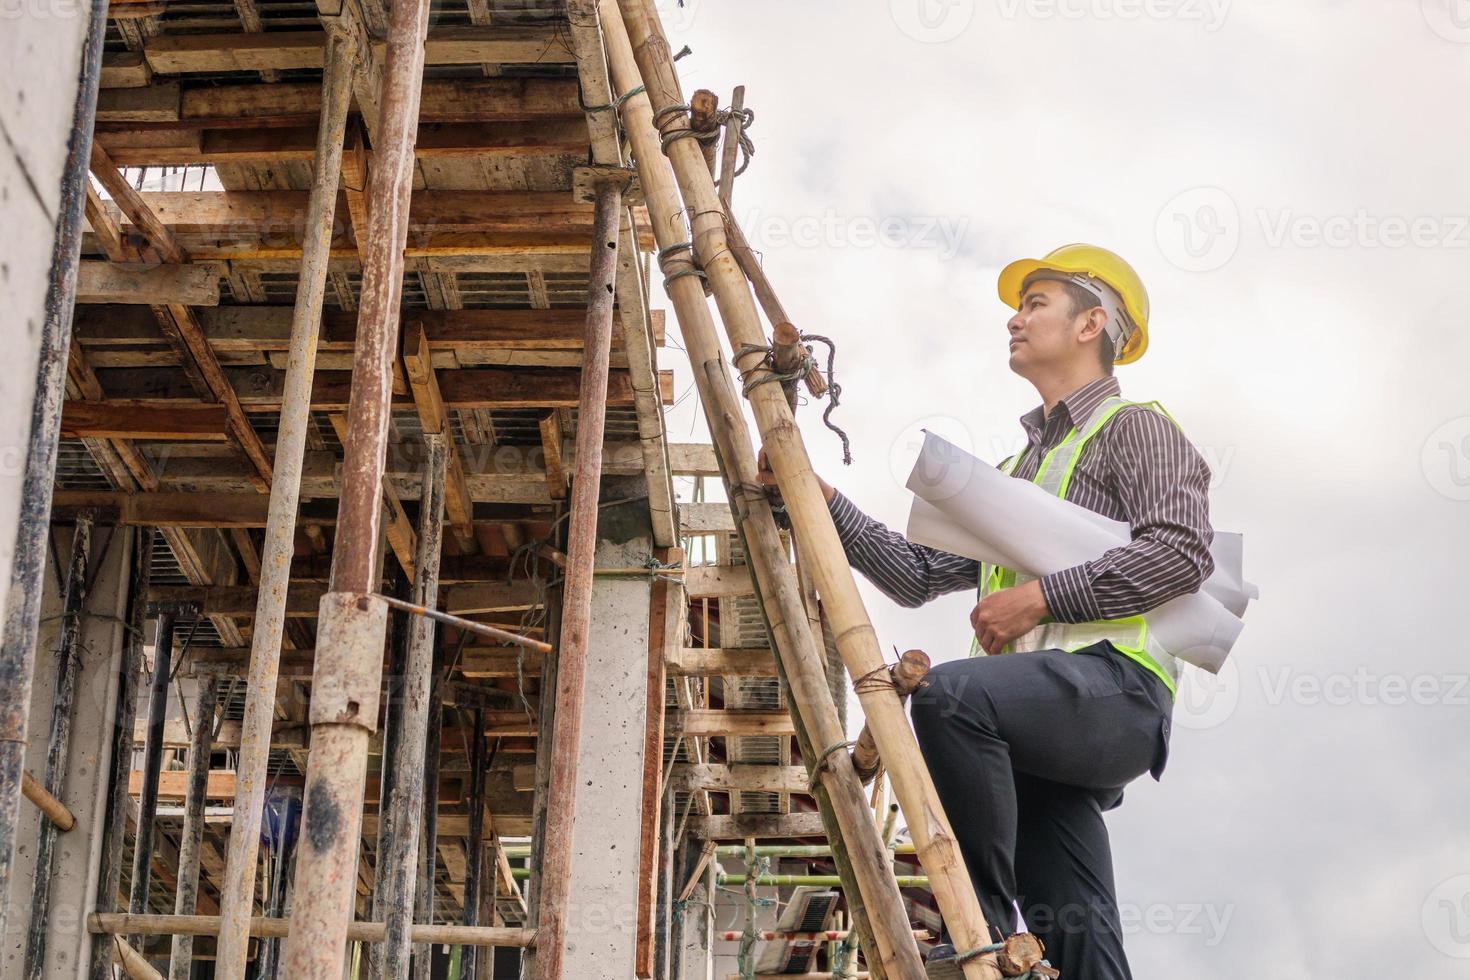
top-left (759, 245), bottom-right (1215, 979)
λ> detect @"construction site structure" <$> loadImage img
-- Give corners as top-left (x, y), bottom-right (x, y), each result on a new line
top-left (0, 1), bottom-right (1042, 978)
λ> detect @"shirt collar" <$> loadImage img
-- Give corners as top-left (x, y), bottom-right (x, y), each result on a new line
top-left (1019, 375), bottom-right (1122, 441)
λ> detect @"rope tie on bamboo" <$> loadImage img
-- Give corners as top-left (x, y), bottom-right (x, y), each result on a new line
top-left (689, 105), bottom-right (757, 177)
top-left (732, 336), bottom-right (853, 464)
top-left (657, 241), bottom-right (707, 290)
top-left (807, 739), bottom-right (857, 791)
top-left (851, 661), bottom-right (899, 695)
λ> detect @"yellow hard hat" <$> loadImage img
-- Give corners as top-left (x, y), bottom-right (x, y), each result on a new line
top-left (998, 244), bottom-right (1150, 364)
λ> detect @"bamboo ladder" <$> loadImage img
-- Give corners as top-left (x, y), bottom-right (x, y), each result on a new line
top-left (599, 2), bottom-right (1014, 978)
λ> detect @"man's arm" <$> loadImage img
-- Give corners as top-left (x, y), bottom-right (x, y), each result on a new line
top-left (826, 490), bottom-right (980, 608)
top-left (1038, 407), bottom-right (1216, 622)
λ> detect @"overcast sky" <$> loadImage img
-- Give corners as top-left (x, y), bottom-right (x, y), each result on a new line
top-left (653, 1), bottom-right (1470, 975)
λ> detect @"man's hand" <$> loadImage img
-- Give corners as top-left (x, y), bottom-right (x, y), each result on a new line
top-left (971, 579), bottom-right (1050, 655)
top-left (757, 447), bottom-right (835, 504)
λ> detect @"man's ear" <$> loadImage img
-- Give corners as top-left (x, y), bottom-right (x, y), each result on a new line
top-left (1076, 306), bottom-right (1109, 345)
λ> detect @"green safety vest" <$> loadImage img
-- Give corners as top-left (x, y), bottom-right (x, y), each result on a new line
top-left (971, 395), bottom-right (1182, 696)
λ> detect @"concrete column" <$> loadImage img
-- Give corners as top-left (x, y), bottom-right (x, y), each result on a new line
top-left (561, 498), bottom-right (654, 978)
top-left (3, 526), bottom-right (133, 978)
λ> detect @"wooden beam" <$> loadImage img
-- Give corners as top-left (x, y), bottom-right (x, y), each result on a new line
top-left (667, 764), bottom-right (812, 796)
top-left (75, 262), bottom-right (220, 306)
top-left (679, 501), bottom-right (736, 534)
top-left (90, 366), bottom-right (673, 411)
top-left (665, 647), bottom-right (777, 678)
top-left (537, 410), bottom-right (567, 500)
top-left (456, 648), bottom-right (545, 679)
top-left (669, 443), bottom-right (720, 477)
top-left (141, 27), bottom-right (576, 74)
top-left (60, 402), bottom-right (230, 441)
top-left (684, 564), bottom-right (755, 600)
top-left (101, 51), bottom-right (153, 89)
top-left (403, 322), bottom-right (475, 542)
top-left (665, 711), bottom-right (796, 738)
top-left (52, 490), bottom-right (269, 526)
top-left (686, 811), bottom-right (829, 841)
top-left (89, 142), bottom-right (186, 262)
top-left (145, 581), bottom-right (540, 617)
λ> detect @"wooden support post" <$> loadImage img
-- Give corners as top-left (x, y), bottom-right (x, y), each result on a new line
top-left (217, 25), bottom-right (355, 977)
top-left (412, 646), bottom-right (444, 980)
top-left (87, 528), bottom-right (153, 980)
top-left (91, 913), bottom-right (536, 947)
top-left (381, 435), bottom-right (446, 980)
top-left (282, 0), bottom-right (432, 969)
top-left (130, 601), bottom-right (191, 951)
top-left (23, 514), bottom-right (94, 980)
top-left (525, 175), bottom-right (626, 980)
top-left (612, 3), bottom-right (1001, 975)
top-left (461, 710), bottom-right (488, 980)
top-left (169, 677), bottom-right (220, 979)
top-left (598, 5), bottom-right (920, 978)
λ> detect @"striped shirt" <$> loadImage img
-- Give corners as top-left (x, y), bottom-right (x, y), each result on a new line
top-left (829, 375), bottom-right (1215, 623)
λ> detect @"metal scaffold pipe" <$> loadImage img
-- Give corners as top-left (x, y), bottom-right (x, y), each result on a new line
top-left (524, 175), bottom-right (626, 980)
top-left (281, 0), bottom-right (433, 969)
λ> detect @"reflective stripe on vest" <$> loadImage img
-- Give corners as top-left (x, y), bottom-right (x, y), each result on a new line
top-left (969, 395), bottom-right (1181, 697)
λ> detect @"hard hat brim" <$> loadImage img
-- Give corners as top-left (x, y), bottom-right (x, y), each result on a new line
top-left (997, 257), bottom-right (1149, 364)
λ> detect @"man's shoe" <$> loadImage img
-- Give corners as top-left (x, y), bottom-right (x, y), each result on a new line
top-left (925, 943), bottom-right (964, 980)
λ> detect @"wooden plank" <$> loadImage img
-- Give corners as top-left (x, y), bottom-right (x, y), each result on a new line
top-left (75, 262), bottom-right (219, 306)
top-left (101, 51), bottom-right (152, 89)
top-left (89, 143), bottom-right (186, 262)
top-left (52, 490), bottom-right (269, 526)
top-left (457, 649), bottom-right (545, 679)
top-left (60, 402), bottom-right (230, 441)
top-left (142, 27), bottom-right (575, 74)
top-left (175, 78), bottom-right (580, 128)
top-left (129, 769), bottom-right (238, 802)
top-left (402, 322), bottom-right (474, 540)
top-left (679, 501), bottom-right (735, 534)
top-left (669, 443), bottom-right (719, 477)
top-left (668, 764), bottom-right (811, 796)
top-left (686, 811), bottom-right (828, 841)
top-left (98, 119), bottom-right (588, 168)
top-left (665, 711), bottom-right (796, 738)
top-left (665, 647), bottom-right (777, 678)
top-left (145, 580), bottom-right (539, 617)
top-left (95, 82), bottom-right (180, 123)
top-left (537, 410), bottom-right (567, 500)
top-left (684, 564), bottom-right (755, 600)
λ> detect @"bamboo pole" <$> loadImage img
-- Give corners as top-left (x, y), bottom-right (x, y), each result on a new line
top-left (282, 0), bottom-right (432, 970)
top-left (21, 771), bottom-right (74, 833)
top-left (598, 5), bottom-right (921, 978)
top-left (90, 914), bottom-right (536, 947)
top-left (381, 435), bottom-right (447, 979)
top-left (216, 25), bottom-right (356, 980)
top-left (23, 514), bottom-right (93, 980)
top-left (87, 527), bottom-right (152, 980)
top-left (169, 676), bottom-right (219, 978)
top-left (0, 0), bottom-right (107, 945)
top-left (525, 175), bottom-right (626, 980)
top-left (111, 936), bottom-right (164, 980)
top-left (611, 3), bottom-right (1002, 975)
top-left (851, 651), bottom-right (930, 783)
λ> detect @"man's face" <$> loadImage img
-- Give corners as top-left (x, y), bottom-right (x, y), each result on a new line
top-left (1006, 278), bottom-right (1095, 377)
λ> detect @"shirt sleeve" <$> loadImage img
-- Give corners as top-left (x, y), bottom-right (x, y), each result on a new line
top-left (828, 489), bottom-right (980, 608)
top-left (1038, 407), bottom-right (1216, 623)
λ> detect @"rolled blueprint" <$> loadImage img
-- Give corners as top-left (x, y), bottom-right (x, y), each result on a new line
top-left (904, 431), bottom-right (1256, 673)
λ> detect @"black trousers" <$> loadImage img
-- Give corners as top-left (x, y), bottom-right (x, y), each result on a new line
top-left (910, 642), bottom-right (1173, 980)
